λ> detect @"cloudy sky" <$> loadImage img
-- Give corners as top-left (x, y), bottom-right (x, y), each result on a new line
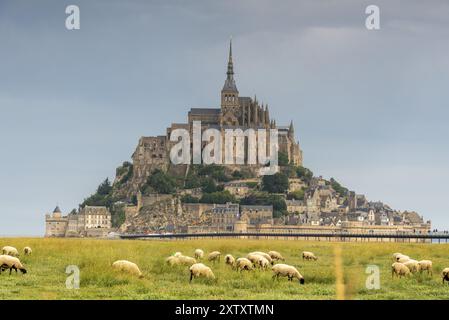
top-left (1, 0), bottom-right (448, 236)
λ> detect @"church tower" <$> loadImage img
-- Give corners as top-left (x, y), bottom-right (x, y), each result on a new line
top-left (221, 38), bottom-right (240, 126)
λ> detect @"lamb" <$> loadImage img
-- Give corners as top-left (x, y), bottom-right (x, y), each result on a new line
top-left (112, 260), bottom-right (143, 278)
top-left (177, 255), bottom-right (197, 266)
top-left (224, 254), bottom-right (236, 268)
top-left (403, 259), bottom-right (420, 273)
top-left (302, 251), bottom-right (318, 261)
top-left (194, 249), bottom-right (204, 260)
top-left (189, 263), bottom-right (215, 282)
top-left (166, 256), bottom-right (181, 266)
top-left (208, 251), bottom-right (221, 263)
top-left (0, 255), bottom-right (27, 275)
top-left (268, 251), bottom-right (285, 261)
top-left (442, 268), bottom-right (449, 284)
top-left (23, 247), bottom-right (32, 256)
top-left (392, 262), bottom-right (411, 278)
top-left (235, 258), bottom-right (254, 271)
top-left (248, 251), bottom-right (273, 265)
top-left (1, 246), bottom-right (19, 257)
top-left (418, 260), bottom-right (433, 276)
top-left (271, 264), bottom-right (305, 284)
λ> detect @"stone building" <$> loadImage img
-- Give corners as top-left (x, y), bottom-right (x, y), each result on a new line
top-left (45, 205), bottom-right (112, 238)
top-left (127, 40), bottom-right (303, 194)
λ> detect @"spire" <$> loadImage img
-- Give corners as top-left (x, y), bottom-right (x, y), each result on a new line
top-left (289, 120), bottom-right (295, 138)
top-left (222, 37), bottom-right (238, 93)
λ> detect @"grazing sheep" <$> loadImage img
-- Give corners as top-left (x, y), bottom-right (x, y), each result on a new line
top-left (236, 258), bottom-right (254, 271)
top-left (442, 268), bottom-right (449, 284)
top-left (302, 251), bottom-right (318, 261)
top-left (1, 246), bottom-right (19, 257)
top-left (177, 255), bottom-right (197, 266)
top-left (248, 251), bottom-right (273, 265)
top-left (208, 251), bottom-right (221, 263)
top-left (225, 254), bottom-right (236, 268)
top-left (268, 251), bottom-right (284, 261)
top-left (392, 253), bottom-right (403, 261)
top-left (23, 247), bottom-right (32, 256)
top-left (0, 255), bottom-right (27, 275)
top-left (189, 263), bottom-right (215, 282)
top-left (166, 256), bottom-right (181, 266)
top-left (174, 252), bottom-right (182, 257)
top-left (392, 262), bottom-right (411, 278)
top-left (418, 260), bottom-right (433, 276)
top-left (194, 249), bottom-right (204, 260)
top-left (395, 254), bottom-right (410, 263)
top-left (403, 259), bottom-right (420, 273)
top-left (112, 260), bottom-right (143, 278)
top-left (272, 264), bottom-right (305, 284)
top-left (258, 256), bottom-right (270, 270)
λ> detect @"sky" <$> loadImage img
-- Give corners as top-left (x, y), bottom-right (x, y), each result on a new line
top-left (0, 0), bottom-right (448, 236)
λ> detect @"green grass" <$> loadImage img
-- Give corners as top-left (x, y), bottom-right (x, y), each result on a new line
top-left (1, 238), bottom-right (449, 300)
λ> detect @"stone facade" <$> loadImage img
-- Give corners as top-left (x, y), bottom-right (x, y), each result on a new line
top-left (127, 41), bottom-right (303, 194)
top-left (45, 205), bottom-right (112, 238)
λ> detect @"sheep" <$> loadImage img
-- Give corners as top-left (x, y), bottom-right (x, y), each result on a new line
top-left (268, 251), bottom-right (285, 261)
top-left (248, 251), bottom-right (273, 265)
top-left (442, 268), bottom-right (449, 284)
top-left (177, 255), bottom-right (197, 266)
top-left (395, 254), bottom-right (410, 263)
top-left (418, 260), bottom-right (433, 276)
top-left (392, 253), bottom-right (404, 261)
top-left (189, 263), bottom-right (215, 282)
top-left (208, 251), bottom-right (221, 263)
top-left (302, 251), bottom-right (318, 261)
top-left (174, 252), bottom-right (182, 257)
top-left (2, 246), bottom-right (19, 257)
top-left (23, 247), bottom-right (32, 256)
top-left (403, 259), bottom-right (420, 273)
top-left (392, 262), bottom-right (411, 278)
top-left (112, 260), bottom-right (143, 278)
top-left (258, 256), bottom-right (270, 270)
top-left (272, 263), bottom-right (305, 284)
top-left (224, 254), bottom-right (236, 268)
top-left (235, 258), bottom-right (254, 271)
top-left (166, 256), bottom-right (181, 266)
top-left (194, 249), bottom-right (204, 260)
top-left (0, 255), bottom-right (27, 275)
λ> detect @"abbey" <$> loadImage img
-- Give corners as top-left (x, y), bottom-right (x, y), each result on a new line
top-left (129, 40), bottom-right (303, 193)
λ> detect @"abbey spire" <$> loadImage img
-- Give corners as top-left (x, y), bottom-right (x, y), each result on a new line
top-left (221, 38), bottom-right (239, 117)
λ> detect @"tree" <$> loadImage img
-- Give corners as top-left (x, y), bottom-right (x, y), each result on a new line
top-left (200, 191), bottom-right (236, 204)
top-left (295, 166), bottom-right (313, 184)
top-left (278, 151), bottom-right (289, 166)
top-left (201, 177), bottom-right (217, 193)
top-left (241, 192), bottom-right (287, 217)
top-left (330, 178), bottom-right (348, 197)
top-left (181, 194), bottom-right (200, 203)
top-left (145, 169), bottom-right (176, 194)
top-left (288, 189), bottom-right (305, 200)
top-left (262, 172), bottom-right (289, 194)
top-left (97, 178), bottom-right (112, 196)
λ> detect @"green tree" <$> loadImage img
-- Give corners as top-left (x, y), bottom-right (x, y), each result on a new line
top-left (287, 189), bottom-right (305, 200)
top-left (241, 192), bottom-right (287, 217)
top-left (201, 177), bottom-right (217, 193)
top-left (330, 178), bottom-right (348, 197)
top-left (145, 169), bottom-right (176, 194)
top-left (181, 194), bottom-right (200, 203)
top-left (262, 172), bottom-right (289, 193)
top-left (200, 191), bottom-right (236, 204)
top-left (295, 166), bottom-right (313, 184)
top-left (97, 178), bottom-right (112, 196)
top-left (278, 151), bottom-right (289, 166)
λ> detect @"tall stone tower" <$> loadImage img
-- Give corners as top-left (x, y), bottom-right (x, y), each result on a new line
top-left (221, 39), bottom-right (240, 126)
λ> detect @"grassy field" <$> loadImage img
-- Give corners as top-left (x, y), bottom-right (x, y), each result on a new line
top-left (1, 238), bottom-right (449, 300)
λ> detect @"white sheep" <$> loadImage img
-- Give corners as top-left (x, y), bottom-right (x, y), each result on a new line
top-left (194, 249), bottom-right (204, 260)
top-left (174, 252), bottom-right (182, 257)
top-left (166, 256), bottom-right (181, 266)
top-left (23, 247), bottom-right (32, 256)
top-left (225, 254), bottom-right (235, 268)
top-left (112, 260), bottom-right (143, 278)
top-left (403, 259), bottom-right (420, 273)
top-left (272, 264), bottom-right (305, 284)
top-left (177, 255), bottom-right (197, 266)
top-left (268, 251), bottom-right (285, 261)
top-left (1, 246), bottom-right (19, 257)
top-left (208, 251), bottom-right (221, 263)
top-left (392, 262), bottom-right (411, 278)
top-left (392, 253), bottom-right (403, 261)
top-left (235, 258), bottom-right (254, 271)
top-left (418, 260), bottom-right (433, 276)
top-left (395, 254), bottom-right (410, 263)
top-left (258, 256), bottom-right (270, 270)
top-left (302, 251), bottom-right (318, 261)
top-left (189, 263), bottom-right (215, 282)
top-left (248, 251), bottom-right (273, 265)
top-left (442, 268), bottom-right (449, 284)
top-left (0, 255), bottom-right (27, 275)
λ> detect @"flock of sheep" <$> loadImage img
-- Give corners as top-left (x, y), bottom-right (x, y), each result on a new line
top-left (0, 246), bottom-right (31, 275)
top-left (391, 252), bottom-right (449, 284)
top-left (2, 243), bottom-right (449, 289)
